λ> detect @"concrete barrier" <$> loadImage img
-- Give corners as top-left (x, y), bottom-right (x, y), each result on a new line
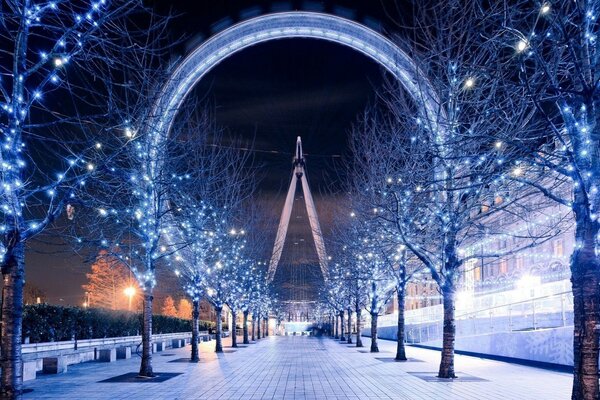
top-left (23, 361), bottom-right (37, 381)
top-left (116, 346), bottom-right (131, 359)
top-left (364, 323), bottom-right (576, 367)
top-left (23, 332), bottom-right (192, 373)
top-left (98, 349), bottom-right (116, 362)
top-left (42, 357), bottom-right (67, 374)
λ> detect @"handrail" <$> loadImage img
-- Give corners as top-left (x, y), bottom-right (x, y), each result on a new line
top-left (22, 331), bottom-right (192, 354)
top-left (455, 290), bottom-right (572, 320)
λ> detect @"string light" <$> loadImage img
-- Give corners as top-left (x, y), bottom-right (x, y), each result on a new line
top-left (540, 4), bottom-right (551, 14)
top-left (516, 39), bottom-right (528, 53)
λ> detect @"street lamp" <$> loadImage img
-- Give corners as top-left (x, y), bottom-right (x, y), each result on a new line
top-left (124, 286), bottom-right (136, 311)
top-left (83, 291), bottom-right (90, 308)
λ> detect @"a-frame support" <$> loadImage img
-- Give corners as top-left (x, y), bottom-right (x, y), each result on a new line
top-left (268, 137), bottom-right (328, 282)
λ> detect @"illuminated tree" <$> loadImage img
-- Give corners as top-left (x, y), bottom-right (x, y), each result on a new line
top-left (223, 234), bottom-right (253, 348)
top-left (177, 298), bottom-right (192, 320)
top-left (494, 2), bottom-right (600, 397)
top-left (382, 247), bottom-right (422, 361)
top-left (235, 209), bottom-right (272, 344)
top-left (0, 0), bottom-right (165, 395)
top-left (321, 261), bottom-right (348, 341)
top-left (161, 296), bottom-right (177, 317)
top-left (82, 250), bottom-right (139, 311)
top-left (165, 109), bottom-right (256, 357)
top-left (23, 283), bottom-right (45, 306)
top-left (75, 118), bottom-right (193, 376)
top-left (226, 258), bottom-right (268, 347)
top-left (348, 0), bottom-right (567, 376)
top-left (325, 221), bottom-right (369, 347)
top-left (330, 220), bottom-right (395, 353)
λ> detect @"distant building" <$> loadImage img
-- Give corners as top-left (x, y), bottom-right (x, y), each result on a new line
top-left (382, 198), bottom-right (572, 318)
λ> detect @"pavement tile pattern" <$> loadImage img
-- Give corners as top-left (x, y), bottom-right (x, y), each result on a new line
top-left (23, 334), bottom-right (572, 399)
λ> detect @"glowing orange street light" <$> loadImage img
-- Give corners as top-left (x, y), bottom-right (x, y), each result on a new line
top-left (124, 286), bottom-right (136, 311)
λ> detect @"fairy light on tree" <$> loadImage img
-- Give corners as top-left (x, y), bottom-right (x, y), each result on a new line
top-left (498, 1), bottom-right (600, 397)
top-left (343, 0), bottom-right (566, 379)
top-left (0, 0), bottom-right (166, 396)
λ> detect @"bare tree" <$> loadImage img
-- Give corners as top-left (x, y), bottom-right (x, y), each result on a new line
top-left (169, 108), bottom-right (257, 356)
top-left (327, 219), bottom-right (370, 347)
top-left (0, 1), bottom-right (166, 395)
top-left (204, 228), bottom-right (247, 352)
top-left (383, 248), bottom-right (422, 361)
top-left (83, 250), bottom-right (139, 310)
top-left (347, 44), bottom-right (562, 378)
top-left (321, 261), bottom-right (348, 342)
top-left (161, 296), bottom-right (178, 317)
top-left (490, 2), bottom-right (600, 397)
top-left (23, 283), bottom-right (45, 305)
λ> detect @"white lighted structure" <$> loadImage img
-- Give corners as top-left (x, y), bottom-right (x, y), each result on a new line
top-left (147, 11), bottom-right (441, 163)
top-left (149, 11), bottom-right (443, 285)
top-left (268, 137), bottom-right (327, 282)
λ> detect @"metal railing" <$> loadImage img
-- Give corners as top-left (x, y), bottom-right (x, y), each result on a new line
top-left (403, 289), bottom-right (573, 344)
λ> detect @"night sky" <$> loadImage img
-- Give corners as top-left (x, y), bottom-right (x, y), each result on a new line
top-left (28, 1), bottom-right (401, 304)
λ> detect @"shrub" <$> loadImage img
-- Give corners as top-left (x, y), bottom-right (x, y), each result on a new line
top-left (22, 304), bottom-right (214, 343)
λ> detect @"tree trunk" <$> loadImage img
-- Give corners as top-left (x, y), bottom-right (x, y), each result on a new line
top-left (438, 286), bottom-right (456, 378)
top-left (215, 306), bottom-right (223, 353)
top-left (251, 314), bottom-right (256, 341)
top-left (339, 310), bottom-right (346, 341)
top-left (370, 312), bottom-right (379, 352)
top-left (231, 310), bottom-right (237, 348)
top-left (243, 310), bottom-right (249, 344)
top-left (334, 314), bottom-right (339, 339)
top-left (139, 291), bottom-right (154, 377)
top-left (191, 299), bottom-right (200, 362)
top-left (257, 314), bottom-right (261, 339)
top-left (264, 318), bottom-right (268, 336)
top-left (1, 241), bottom-right (25, 399)
top-left (347, 309), bottom-right (353, 344)
top-left (355, 308), bottom-right (363, 347)
top-left (395, 288), bottom-right (407, 361)
top-left (570, 211), bottom-right (600, 400)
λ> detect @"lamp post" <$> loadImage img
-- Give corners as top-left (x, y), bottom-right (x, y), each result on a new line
top-left (124, 286), bottom-right (136, 311)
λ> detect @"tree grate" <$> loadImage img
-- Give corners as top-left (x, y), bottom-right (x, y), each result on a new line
top-left (407, 372), bottom-right (488, 382)
top-left (99, 372), bottom-right (182, 383)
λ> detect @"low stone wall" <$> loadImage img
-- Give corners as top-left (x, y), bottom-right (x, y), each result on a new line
top-left (19, 330), bottom-right (236, 381)
top-left (23, 332), bottom-right (194, 376)
top-left (363, 325), bottom-right (574, 367)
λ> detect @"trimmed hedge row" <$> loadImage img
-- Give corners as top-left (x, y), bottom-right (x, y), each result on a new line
top-left (22, 304), bottom-right (215, 343)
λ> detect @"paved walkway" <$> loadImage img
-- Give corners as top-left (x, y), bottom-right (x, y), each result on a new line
top-left (23, 335), bottom-right (572, 399)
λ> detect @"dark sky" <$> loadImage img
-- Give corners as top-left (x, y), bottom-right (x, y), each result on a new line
top-left (28, 0), bottom-right (399, 304)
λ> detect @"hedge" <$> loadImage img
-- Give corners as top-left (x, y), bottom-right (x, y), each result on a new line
top-left (22, 304), bottom-right (215, 343)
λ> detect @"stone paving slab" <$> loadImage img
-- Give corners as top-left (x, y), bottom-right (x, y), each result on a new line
top-left (23, 334), bottom-right (572, 399)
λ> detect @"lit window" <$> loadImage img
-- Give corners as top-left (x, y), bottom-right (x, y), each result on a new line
top-left (474, 266), bottom-right (481, 281)
top-left (516, 256), bottom-right (524, 270)
top-left (553, 239), bottom-right (564, 257)
top-left (499, 259), bottom-right (508, 275)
